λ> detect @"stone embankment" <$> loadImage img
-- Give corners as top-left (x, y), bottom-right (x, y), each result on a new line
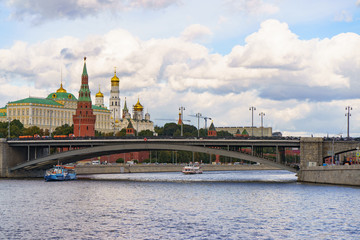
top-left (75, 164), bottom-right (279, 175)
top-left (298, 165), bottom-right (360, 186)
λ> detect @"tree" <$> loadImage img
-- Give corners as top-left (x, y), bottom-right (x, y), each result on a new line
top-left (154, 125), bottom-right (163, 136)
top-left (217, 130), bottom-right (233, 137)
top-left (52, 124), bottom-right (73, 136)
top-left (139, 130), bottom-right (154, 137)
top-left (116, 128), bottom-right (127, 137)
top-left (163, 123), bottom-right (179, 136)
top-left (23, 126), bottom-right (43, 136)
top-left (10, 119), bottom-right (24, 137)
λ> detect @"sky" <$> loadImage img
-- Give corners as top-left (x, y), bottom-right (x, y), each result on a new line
top-left (1, 0), bottom-right (360, 137)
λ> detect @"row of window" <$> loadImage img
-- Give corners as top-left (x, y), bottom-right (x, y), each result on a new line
top-left (8, 108), bottom-right (73, 118)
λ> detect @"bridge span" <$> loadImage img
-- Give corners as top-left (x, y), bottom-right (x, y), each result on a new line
top-left (2, 138), bottom-right (300, 176)
top-left (2, 137), bottom-right (360, 182)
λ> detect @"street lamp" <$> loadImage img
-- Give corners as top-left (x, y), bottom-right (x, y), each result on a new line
top-left (7, 117), bottom-right (11, 138)
top-left (179, 106), bottom-right (185, 137)
top-left (48, 110), bottom-right (53, 137)
top-left (249, 106), bottom-right (256, 137)
top-left (345, 106), bottom-right (352, 139)
top-left (113, 110), bottom-right (116, 136)
top-left (332, 133), bottom-right (342, 165)
top-left (195, 112), bottom-right (202, 138)
top-left (259, 112), bottom-right (265, 137)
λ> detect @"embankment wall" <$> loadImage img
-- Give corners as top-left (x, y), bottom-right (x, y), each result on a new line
top-left (298, 165), bottom-right (360, 186)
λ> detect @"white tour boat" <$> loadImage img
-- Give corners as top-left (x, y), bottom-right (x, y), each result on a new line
top-left (182, 162), bottom-right (203, 174)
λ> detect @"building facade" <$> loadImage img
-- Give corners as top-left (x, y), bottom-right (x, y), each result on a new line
top-left (0, 59), bottom-right (154, 135)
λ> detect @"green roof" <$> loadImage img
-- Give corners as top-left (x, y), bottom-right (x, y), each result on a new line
top-left (127, 119), bottom-right (134, 129)
top-left (0, 106), bottom-right (7, 109)
top-left (92, 105), bottom-right (109, 111)
top-left (46, 92), bottom-right (77, 101)
top-left (241, 129), bottom-right (249, 135)
top-left (9, 97), bottom-right (63, 106)
top-left (82, 59), bottom-right (88, 76)
top-left (123, 99), bottom-right (128, 111)
top-left (209, 122), bottom-right (216, 131)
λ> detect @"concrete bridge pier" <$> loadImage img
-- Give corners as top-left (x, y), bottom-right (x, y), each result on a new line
top-left (300, 137), bottom-right (323, 168)
top-left (0, 139), bottom-right (30, 177)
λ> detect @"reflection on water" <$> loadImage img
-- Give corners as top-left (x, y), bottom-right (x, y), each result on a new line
top-left (1, 170), bottom-right (359, 240)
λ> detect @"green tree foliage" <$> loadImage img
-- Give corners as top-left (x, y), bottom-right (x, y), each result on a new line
top-left (163, 123), bottom-right (179, 136)
top-left (217, 130), bottom-right (233, 137)
top-left (52, 124), bottom-right (73, 136)
top-left (154, 125), bottom-right (163, 136)
top-left (23, 126), bottom-right (44, 136)
top-left (0, 120), bottom-right (25, 138)
top-left (10, 120), bottom-right (24, 137)
top-left (95, 130), bottom-right (105, 137)
top-left (138, 130), bottom-right (154, 137)
top-left (116, 128), bottom-right (127, 137)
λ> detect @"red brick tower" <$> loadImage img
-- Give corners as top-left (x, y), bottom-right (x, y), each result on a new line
top-left (73, 57), bottom-right (96, 137)
top-left (208, 121), bottom-right (217, 137)
top-left (126, 120), bottom-right (135, 136)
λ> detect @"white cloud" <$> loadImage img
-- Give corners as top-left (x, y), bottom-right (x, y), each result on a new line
top-left (225, 0), bottom-right (279, 15)
top-left (181, 24), bottom-right (213, 43)
top-left (4, 0), bottom-right (180, 23)
top-left (334, 10), bottom-right (353, 22)
top-left (2, 19), bottom-right (360, 135)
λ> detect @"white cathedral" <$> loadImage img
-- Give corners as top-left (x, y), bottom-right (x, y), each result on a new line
top-left (0, 69), bottom-right (154, 134)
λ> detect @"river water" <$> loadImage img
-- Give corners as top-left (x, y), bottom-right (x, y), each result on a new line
top-left (1, 170), bottom-right (359, 240)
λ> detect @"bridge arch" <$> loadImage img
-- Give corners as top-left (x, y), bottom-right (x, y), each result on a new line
top-left (10, 143), bottom-right (298, 173)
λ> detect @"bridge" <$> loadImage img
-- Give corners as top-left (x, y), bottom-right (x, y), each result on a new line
top-left (1, 137), bottom-right (360, 179)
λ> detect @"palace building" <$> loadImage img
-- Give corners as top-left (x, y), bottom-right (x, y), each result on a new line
top-left (0, 58), bottom-right (154, 135)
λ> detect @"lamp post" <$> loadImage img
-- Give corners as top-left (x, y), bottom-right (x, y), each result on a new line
top-left (7, 117), bottom-right (11, 138)
top-left (113, 110), bottom-right (116, 136)
top-left (249, 106), bottom-right (256, 137)
top-left (179, 106), bottom-right (185, 137)
top-left (48, 110), bottom-right (53, 137)
top-left (195, 112), bottom-right (202, 138)
top-left (259, 112), bottom-right (265, 137)
top-left (332, 134), bottom-right (342, 165)
top-left (345, 106), bottom-right (352, 139)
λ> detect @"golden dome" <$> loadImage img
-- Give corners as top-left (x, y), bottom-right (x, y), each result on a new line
top-left (56, 83), bottom-right (67, 93)
top-left (111, 69), bottom-right (119, 86)
top-left (133, 98), bottom-right (143, 111)
top-left (95, 85), bottom-right (104, 98)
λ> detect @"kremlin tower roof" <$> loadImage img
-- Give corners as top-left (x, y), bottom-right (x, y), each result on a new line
top-left (209, 121), bottom-right (216, 131)
top-left (123, 97), bottom-right (128, 111)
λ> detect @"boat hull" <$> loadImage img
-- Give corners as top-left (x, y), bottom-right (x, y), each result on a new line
top-left (44, 165), bottom-right (77, 181)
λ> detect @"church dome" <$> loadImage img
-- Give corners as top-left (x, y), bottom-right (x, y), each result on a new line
top-left (95, 86), bottom-right (104, 98)
top-left (111, 70), bottom-right (119, 86)
top-left (47, 83), bottom-right (77, 101)
top-left (56, 83), bottom-right (67, 93)
top-left (133, 98), bottom-right (144, 111)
